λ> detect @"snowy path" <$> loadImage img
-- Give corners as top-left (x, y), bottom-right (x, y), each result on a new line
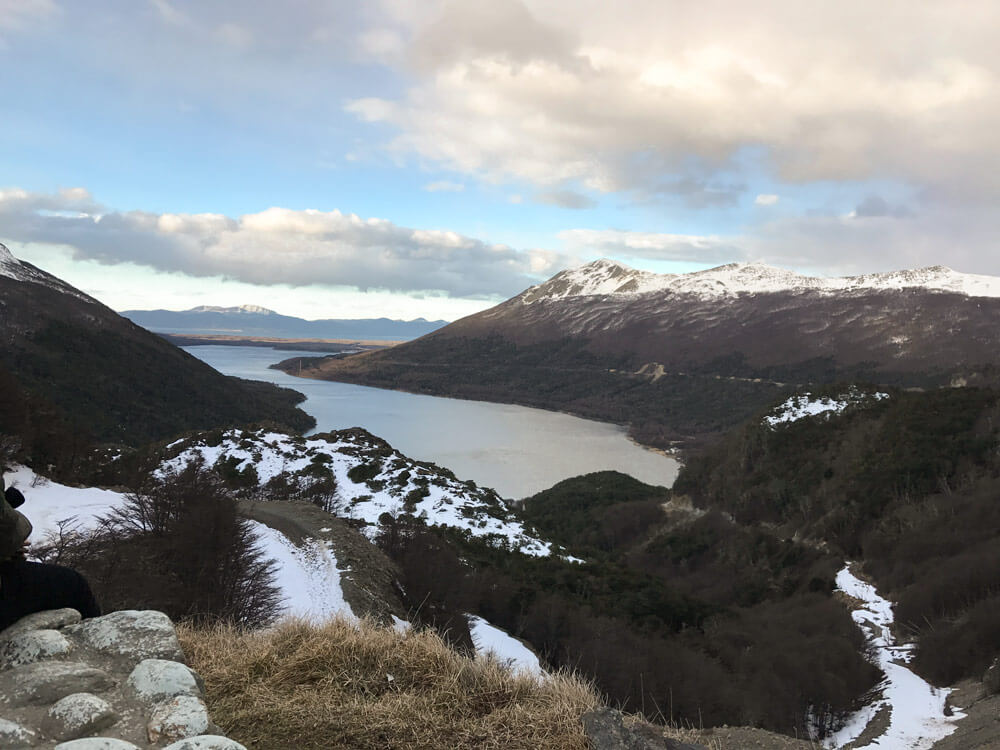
top-left (824, 565), bottom-right (964, 750)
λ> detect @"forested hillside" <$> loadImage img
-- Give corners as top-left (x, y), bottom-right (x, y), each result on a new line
top-left (676, 385), bottom-right (1000, 686)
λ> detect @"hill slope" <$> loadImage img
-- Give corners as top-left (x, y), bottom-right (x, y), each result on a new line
top-left (280, 260), bottom-right (1000, 449)
top-left (0, 243), bottom-right (313, 459)
top-left (122, 305), bottom-right (447, 341)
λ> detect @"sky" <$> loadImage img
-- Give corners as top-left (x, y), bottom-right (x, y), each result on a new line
top-left (1, 0), bottom-right (999, 321)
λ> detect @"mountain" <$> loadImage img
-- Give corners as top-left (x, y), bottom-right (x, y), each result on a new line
top-left (121, 305), bottom-right (448, 341)
top-left (277, 259), bottom-right (1000, 450)
top-left (0, 243), bottom-right (314, 464)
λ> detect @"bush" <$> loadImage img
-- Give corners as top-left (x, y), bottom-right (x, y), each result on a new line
top-left (35, 461), bottom-right (281, 628)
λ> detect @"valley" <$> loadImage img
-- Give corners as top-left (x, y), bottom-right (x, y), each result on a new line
top-left (1, 248), bottom-right (997, 749)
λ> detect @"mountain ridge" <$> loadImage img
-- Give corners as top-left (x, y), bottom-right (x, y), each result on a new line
top-left (122, 305), bottom-right (448, 341)
top-left (279, 258), bottom-right (1000, 451)
top-left (521, 258), bottom-right (1000, 303)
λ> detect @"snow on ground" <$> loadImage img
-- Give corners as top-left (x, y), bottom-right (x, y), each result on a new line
top-left (2, 465), bottom-right (128, 540)
top-left (162, 429), bottom-right (554, 556)
top-left (824, 565), bottom-right (964, 750)
top-left (248, 521), bottom-right (354, 621)
top-left (467, 614), bottom-right (545, 677)
top-left (2, 465), bottom-right (351, 622)
top-left (765, 390), bottom-right (889, 427)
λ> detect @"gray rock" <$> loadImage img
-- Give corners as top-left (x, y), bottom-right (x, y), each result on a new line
top-left (148, 696), bottom-right (213, 744)
top-left (1, 629), bottom-right (73, 669)
top-left (74, 610), bottom-right (184, 662)
top-left (582, 708), bottom-right (707, 750)
top-left (0, 717), bottom-right (39, 748)
top-left (53, 740), bottom-right (142, 750)
top-left (985, 656), bottom-right (1000, 695)
top-left (126, 659), bottom-right (203, 704)
top-left (162, 736), bottom-right (249, 750)
top-left (43, 692), bottom-right (119, 740)
top-left (0, 609), bottom-right (81, 641)
top-left (0, 661), bottom-right (115, 707)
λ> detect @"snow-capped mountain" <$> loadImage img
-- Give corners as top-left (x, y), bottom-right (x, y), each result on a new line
top-left (521, 259), bottom-right (1000, 303)
top-left (288, 258), bottom-right (1000, 449)
top-left (122, 304), bottom-right (448, 341)
top-left (187, 304), bottom-right (278, 315)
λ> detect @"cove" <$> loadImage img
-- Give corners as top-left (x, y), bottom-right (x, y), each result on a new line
top-left (186, 345), bottom-right (680, 499)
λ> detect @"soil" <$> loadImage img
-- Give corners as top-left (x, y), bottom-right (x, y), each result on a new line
top-left (670, 725), bottom-right (819, 749)
top-left (238, 499), bottom-right (408, 624)
top-left (929, 679), bottom-right (1000, 749)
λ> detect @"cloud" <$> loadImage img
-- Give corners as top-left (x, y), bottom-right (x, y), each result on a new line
top-left (423, 180), bottom-right (465, 192)
top-left (349, 0), bottom-right (1000, 203)
top-left (853, 194), bottom-right (912, 219)
top-left (755, 194), bottom-right (779, 206)
top-left (534, 189), bottom-right (596, 209)
top-left (0, 188), bottom-right (573, 298)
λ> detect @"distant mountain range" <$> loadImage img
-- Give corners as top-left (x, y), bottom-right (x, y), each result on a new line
top-left (121, 305), bottom-right (448, 341)
top-left (277, 259), bottom-right (1000, 449)
top-left (0, 243), bottom-right (313, 463)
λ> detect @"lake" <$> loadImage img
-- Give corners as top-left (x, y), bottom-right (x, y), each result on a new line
top-left (186, 345), bottom-right (680, 499)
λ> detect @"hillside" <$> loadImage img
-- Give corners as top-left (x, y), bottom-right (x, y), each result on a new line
top-left (122, 305), bottom-right (447, 341)
top-left (676, 385), bottom-right (1000, 688)
top-left (0, 244), bottom-right (314, 467)
top-left (278, 260), bottom-right (1000, 450)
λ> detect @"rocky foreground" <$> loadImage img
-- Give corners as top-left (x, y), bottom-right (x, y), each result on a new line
top-left (0, 608), bottom-right (242, 749)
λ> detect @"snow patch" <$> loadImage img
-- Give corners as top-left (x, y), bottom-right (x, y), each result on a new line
top-left (765, 390), bottom-right (888, 427)
top-left (822, 565), bottom-right (964, 750)
top-left (0, 243), bottom-right (97, 303)
top-left (467, 615), bottom-right (545, 677)
top-left (162, 428), bottom-right (554, 556)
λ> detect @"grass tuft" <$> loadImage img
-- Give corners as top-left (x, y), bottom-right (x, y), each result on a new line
top-left (178, 616), bottom-right (601, 750)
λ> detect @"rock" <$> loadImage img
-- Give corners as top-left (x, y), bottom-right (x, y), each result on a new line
top-left (0, 661), bottom-right (115, 706)
top-left (162, 736), bottom-right (249, 750)
top-left (73, 610), bottom-right (185, 663)
top-left (0, 609), bottom-right (81, 641)
top-left (0, 717), bottom-right (39, 748)
top-left (53, 740), bottom-right (142, 750)
top-left (1, 629), bottom-right (74, 668)
top-left (985, 657), bottom-right (1000, 695)
top-left (43, 692), bottom-right (119, 740)
top-left (126, 658), bottom-right (203, 704)
top-left (148, 695), bottom-right (214, 744)
top-left (582, 708), bottom-right (707, 750)
top-left (0, 608), bottom-right (241, 749)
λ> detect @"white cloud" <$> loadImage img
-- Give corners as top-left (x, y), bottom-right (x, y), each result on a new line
top-left (755, 194), bottom-right (779, 206)
top-left (349, 0), bottom-right (1000, 203)
top-left (423, 180), bottom-right (465, 192)
top-left (560, 228), bottom-right (741, 264)
top-left (0, 188), bottom-right (573, 298)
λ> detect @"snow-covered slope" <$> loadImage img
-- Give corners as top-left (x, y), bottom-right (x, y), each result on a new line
top-left (0, 242), bottom-right (96, 303)
top-left (2, 465), bottom-right (352, 621)
top-left (521, 259), bottom-right (1000, 303)
top-left (160, 427), bottom-right (555, 556)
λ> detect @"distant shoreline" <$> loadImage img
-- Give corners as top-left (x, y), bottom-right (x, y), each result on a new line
top-left (159, 332), bottom-right (401, 352)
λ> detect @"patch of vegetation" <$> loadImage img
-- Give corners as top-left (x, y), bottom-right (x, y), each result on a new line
top-left (179, 617), bottom-right (601, 750)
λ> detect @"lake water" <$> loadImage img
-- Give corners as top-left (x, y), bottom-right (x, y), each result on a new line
top-left (186, 345), bottom-right (680, 499)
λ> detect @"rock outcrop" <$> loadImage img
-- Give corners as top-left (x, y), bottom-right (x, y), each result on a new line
top-left (0, 608), bottom-right (244, 749)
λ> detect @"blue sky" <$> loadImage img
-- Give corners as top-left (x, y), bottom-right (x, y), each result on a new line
top-left (2, 0), bottom-right (999, 320)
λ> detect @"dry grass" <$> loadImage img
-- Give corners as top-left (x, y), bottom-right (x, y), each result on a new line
top-left (178, 616), bottom-right (602, 750)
